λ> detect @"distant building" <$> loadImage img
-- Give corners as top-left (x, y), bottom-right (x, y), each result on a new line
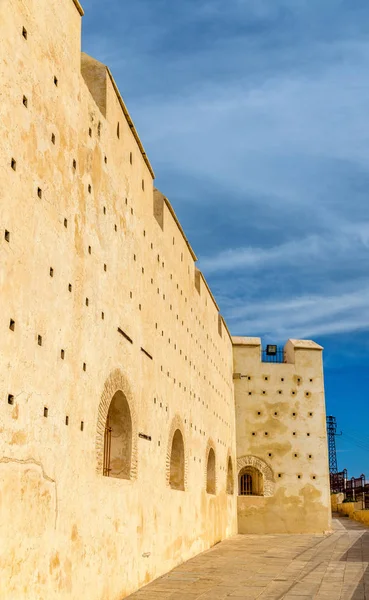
top-left (0, 1), bottom-right (331, 598)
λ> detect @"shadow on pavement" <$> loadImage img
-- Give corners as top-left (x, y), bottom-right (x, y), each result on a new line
top-left (337, 514), bottom-right (369, 600)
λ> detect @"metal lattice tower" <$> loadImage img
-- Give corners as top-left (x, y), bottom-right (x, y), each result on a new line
top-left (326, 415), bottom-right (338, 474)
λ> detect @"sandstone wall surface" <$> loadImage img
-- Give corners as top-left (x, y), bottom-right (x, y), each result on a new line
top-left (0, 1), bottom-right (237, 598)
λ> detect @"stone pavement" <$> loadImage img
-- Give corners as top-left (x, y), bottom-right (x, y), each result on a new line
top-left (127, 517), bottom-right (369, 600)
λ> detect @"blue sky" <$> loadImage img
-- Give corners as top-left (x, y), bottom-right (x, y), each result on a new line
top-left (82, 0), bottom-right (369, 477)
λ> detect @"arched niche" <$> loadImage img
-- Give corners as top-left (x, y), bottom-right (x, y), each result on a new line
top-left (104, 390), bottom-right (132, 479)
top-left (206, 447), bottom-right (216, 495)
top-left (169, 429), bottom-right (185, 491)
top-left (237, 455), bottom-right (275, 497)
top-left (226, 456), bottom-right (234, 495)
top-left (96, 369), bottom-right (138, 480)
top-left (166, 415), bottom-right (187, 490)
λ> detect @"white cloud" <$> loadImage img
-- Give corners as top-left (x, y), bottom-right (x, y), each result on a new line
top-left (225, 285), bottom-right (369, 340)
top-left (199, 227), bottom-right (369, 273)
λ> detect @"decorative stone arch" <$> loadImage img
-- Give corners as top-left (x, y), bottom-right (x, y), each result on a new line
top-left (96, 369), bottom-right (138, 480)
top-left (226, 450), bottom-right (234, 495)
top-left (166, 415), bottom-right (188, 490)
top-left (205, 438), bottom-right (217, 495)
top-left (237, 455), bottom-right (275, 497)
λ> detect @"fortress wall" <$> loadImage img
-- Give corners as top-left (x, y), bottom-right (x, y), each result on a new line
top-left (0, 2), bottom-right (237, 599)
top-left (233, 338), bottom-right (331, 534)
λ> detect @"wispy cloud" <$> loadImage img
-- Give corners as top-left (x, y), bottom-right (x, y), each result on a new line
top-left (222, 285), bottom-right (369, 340)
top-left (83, 0), bottom-right (369, 344)
top-left (199, 227), bottom-right (369, 274)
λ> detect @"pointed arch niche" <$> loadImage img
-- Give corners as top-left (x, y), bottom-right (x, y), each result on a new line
top-left (96, 369), bottom-right (138, 480)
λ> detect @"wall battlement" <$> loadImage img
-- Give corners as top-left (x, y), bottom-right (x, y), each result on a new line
top-left (233, 337), bottom-right (324, 370)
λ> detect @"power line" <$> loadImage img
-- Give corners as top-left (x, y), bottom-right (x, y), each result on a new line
top-left (342, 433), bottom-right (369, 454)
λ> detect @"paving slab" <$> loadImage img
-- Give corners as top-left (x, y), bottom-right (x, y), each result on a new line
top-left (127, 516), bottom-right (369, 600)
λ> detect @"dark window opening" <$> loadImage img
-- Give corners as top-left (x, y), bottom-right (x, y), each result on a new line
top-left (240, 473), bottom-right (253, 495)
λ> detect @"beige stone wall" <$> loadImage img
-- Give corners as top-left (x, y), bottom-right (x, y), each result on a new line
top-left (233, 338), bottom-right (331, 534)
top-left (0, 1), bottom-right (237, 599)
top-left (336, 501), bottom-right (369, 528)
top-left (337, 501), bottom-right (363, 517)
top-left (331, 492), bottom-right (344, 511)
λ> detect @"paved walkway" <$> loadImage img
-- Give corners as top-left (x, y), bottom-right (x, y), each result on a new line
top-left (127, 517), bottom-right (369, 600)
